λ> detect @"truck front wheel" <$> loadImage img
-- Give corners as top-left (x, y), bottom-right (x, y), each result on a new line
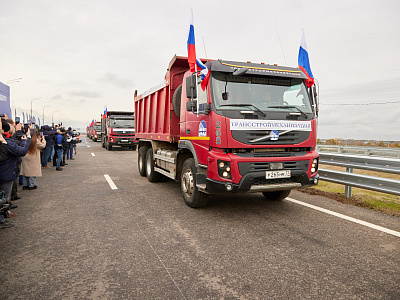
top-left (146, 148), bottom-right (161, 182)
top-left (262, 190), bottom-right (291, 201)
top-left (181, 158), bottom-right (208, 208)
top-left (138, 146), bottom-right (148, 177)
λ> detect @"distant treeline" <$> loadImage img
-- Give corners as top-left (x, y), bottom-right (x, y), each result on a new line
top-left (318, 139), bottom-right (400, 148)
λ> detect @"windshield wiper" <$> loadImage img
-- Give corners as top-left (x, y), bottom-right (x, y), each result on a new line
top-left (267, 106), bottom-right (308, 119)
top-left (220, 104), bottom-right (266, 117)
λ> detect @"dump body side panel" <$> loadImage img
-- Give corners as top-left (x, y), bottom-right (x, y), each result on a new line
top-left (135, 56), bottom-right (192, 143)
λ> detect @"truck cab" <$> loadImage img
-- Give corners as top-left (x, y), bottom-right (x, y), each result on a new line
top-left (92, 122), bottom-right (101, 142)
top-left (180, 60), bottom-right (319, 196)
top-left (101, 111), bottom-right (137, 151)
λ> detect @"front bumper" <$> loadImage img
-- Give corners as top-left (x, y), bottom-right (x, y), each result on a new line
top-left (205, 170), bottom-right (319, 194)
top-left (109, 136), bottom-right (137, 145)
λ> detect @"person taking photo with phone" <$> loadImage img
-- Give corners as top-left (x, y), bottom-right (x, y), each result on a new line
top-left (20, 129), bottom-right (46, 190)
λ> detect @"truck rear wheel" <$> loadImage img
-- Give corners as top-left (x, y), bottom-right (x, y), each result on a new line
top-left (172, 84), bottom-right (182, 118)
top-left (146, 148), bottom-right (161, 182)
top-left (138, 146), bottom-right (148, 177)
top-left (262, 190), bottom-right (291, 201)
top-left (181, 158), bottom-right (208, 208)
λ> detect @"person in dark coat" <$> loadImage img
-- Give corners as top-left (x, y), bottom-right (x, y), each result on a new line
top-left (0, 119), bottom-right (9, 164)
top-left (0, 119), bottom-right (31, 226)
top-left (41, 125), bottom-right (56, 168)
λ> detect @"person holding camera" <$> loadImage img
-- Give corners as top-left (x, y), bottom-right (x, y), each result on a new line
top-left (20, 129), bottom-right (46, 190)
top-left (41, 125), bottom-right (56, 168)
top-left (0, 118), bottom-right (31, 227)
top-left (53, 129), bottom-right (65, 171)
top-left (0, 128), bottom-right (8, 164)
top-left (66, 127), bottom-right (75, 160)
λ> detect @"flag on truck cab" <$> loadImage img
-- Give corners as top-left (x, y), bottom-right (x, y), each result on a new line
top-left (187, 9), bottom-right (196, 72)
top-left (103, 105), bottom-right (107, 119)
top-left (196, 58), bottom-right (209, 91)
top-left (298, 29), bottom-right (314, 87)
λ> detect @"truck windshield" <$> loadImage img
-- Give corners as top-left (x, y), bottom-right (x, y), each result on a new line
top-left (94, 125), bottom-right (101, 130)
top-left (110, 118), bottom-right (135, 128)
top-left (211, 72), bottom-right (313, 114)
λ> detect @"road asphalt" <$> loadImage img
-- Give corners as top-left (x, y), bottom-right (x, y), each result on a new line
top-left (0, 137), bottom-right (399, 299)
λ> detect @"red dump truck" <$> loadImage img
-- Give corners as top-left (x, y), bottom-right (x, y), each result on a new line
top-left (90, 121), bottom-right (101, 142)
top-left (134, 55), bottom-right (319, 208)
top-left (101, 111), bottom-right (137, 150)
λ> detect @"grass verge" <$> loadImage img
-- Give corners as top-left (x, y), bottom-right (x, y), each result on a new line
top-left (299, 165), bottom-right (400, 217)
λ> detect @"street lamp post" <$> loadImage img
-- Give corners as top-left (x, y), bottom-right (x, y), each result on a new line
top-left (43, 105), bottom-right (51, 125)
top-left (52, 110), bottom-right (59, 125)
top-left (6, 78), bottom-right (22, 84)
top-left (30, 97), bottom-right (42, 124)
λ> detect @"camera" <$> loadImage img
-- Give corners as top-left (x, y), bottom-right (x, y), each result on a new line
top-left (15, 117), bottom-right (20, 124)
top-left (22, 123), bottom-right (29, 133)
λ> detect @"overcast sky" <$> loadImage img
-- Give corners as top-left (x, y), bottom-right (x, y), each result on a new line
top-left (1, 0), bottom-right (399, 140)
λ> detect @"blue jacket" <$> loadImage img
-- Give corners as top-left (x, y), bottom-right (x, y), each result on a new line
top-left (53, 133), bottom-right (66, 149)
top-left (0, 137), bottom-right (31, 183)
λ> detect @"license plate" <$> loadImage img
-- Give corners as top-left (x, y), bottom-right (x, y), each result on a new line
top-left (266, 170), bottom-right (291, 179)
top-left (121, 139), bottom-right (129, 142)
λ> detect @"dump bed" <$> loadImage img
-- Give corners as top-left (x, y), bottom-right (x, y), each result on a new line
top-left (134, 55), bottom-right (190, 143)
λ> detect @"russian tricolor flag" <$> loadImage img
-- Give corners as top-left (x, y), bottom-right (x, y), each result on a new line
top-left (187, 9), bottom-right (196, 73)
top-left (298, 29), bottom-right (314, 88)
top-left (103, 105), bottom-right (107, 119)
top-left (196, 58), bottom-right (210, 91)
top-left (187, 9), bottom-right (209, 91)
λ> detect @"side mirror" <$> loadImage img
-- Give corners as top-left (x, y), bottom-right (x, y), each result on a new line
top-left (204, 104), bottom-right (211, 115)
top-left (186, 75), bottom-right (197, 99)
top-left (186, 100), bottom-right (197, 112)
top-left (312, 85), bottom-right (319, 116)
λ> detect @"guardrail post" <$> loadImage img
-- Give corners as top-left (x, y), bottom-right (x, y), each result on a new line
top-left (344, 167), bottom-right (353, 198)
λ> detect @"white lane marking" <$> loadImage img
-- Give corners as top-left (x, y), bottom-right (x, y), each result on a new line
top-left (104, 174), bottom-right (118, 190)
top-left (286, 197), bottom-right (400, 238)
top-left (91, 153), bottom-right (95, 156)
top-left (87, 145), bottom-right (90, 147)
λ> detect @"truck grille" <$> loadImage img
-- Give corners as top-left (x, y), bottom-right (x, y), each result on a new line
top-left (113, 130), bottom-right (135, 135)
top-left (238, 161), bottom-right (309, 175)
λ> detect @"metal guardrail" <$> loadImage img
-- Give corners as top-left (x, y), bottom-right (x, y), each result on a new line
top-left (318, 153), bottom-right (400, 197)
top-left (316, 145), bottom-right (400, 159)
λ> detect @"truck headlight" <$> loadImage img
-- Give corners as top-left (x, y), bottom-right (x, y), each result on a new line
top-left (311, 158), bottom-right (319, 174)
top-left (218, 160), bottom-right (231, 179)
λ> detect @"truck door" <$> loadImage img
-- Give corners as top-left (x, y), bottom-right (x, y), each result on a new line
top-left (182, 78), bottom-right (210, 165)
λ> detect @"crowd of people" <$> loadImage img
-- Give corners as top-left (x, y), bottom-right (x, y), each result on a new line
top-left (0, 115), bottom-right (81, 229)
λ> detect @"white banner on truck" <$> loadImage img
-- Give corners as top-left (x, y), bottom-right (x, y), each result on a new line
top-left (230, 119), bottom-right (312, 131)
